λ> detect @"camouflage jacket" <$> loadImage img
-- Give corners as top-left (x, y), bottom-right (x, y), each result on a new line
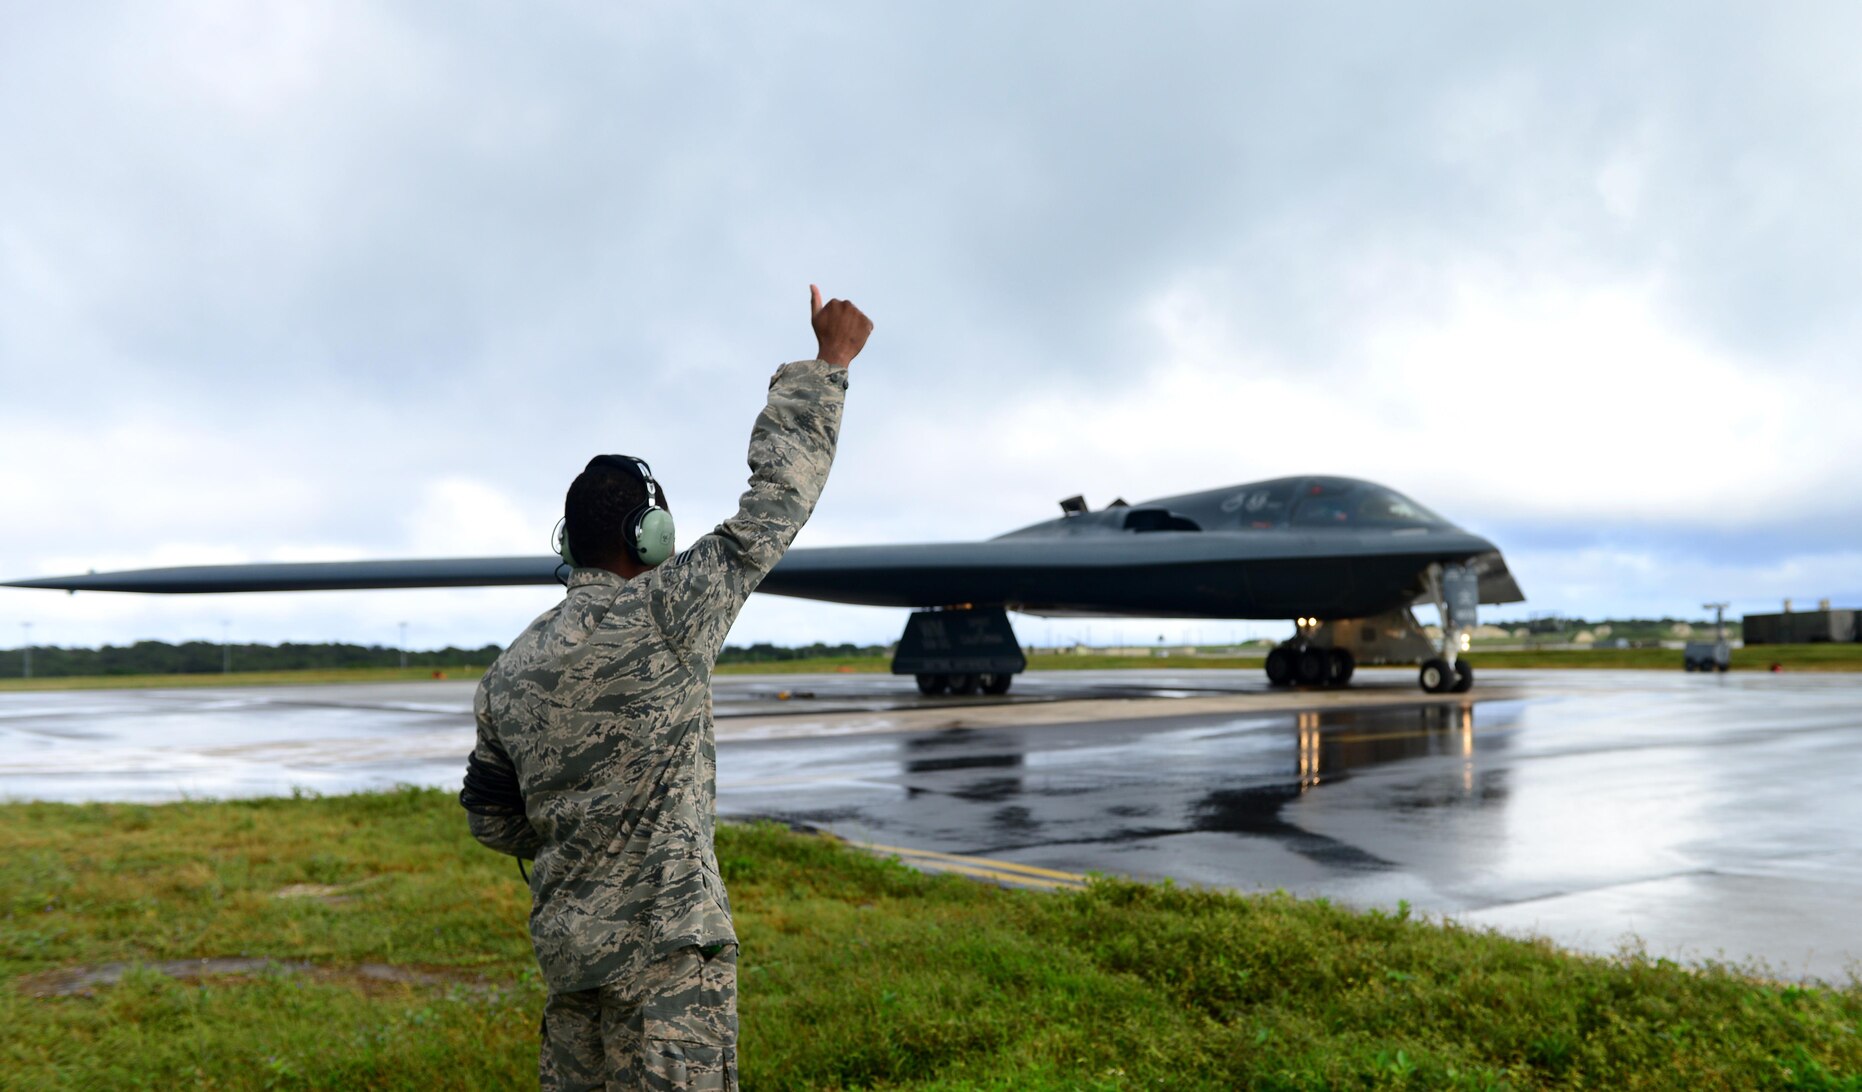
top-left (467, 359), bottom-right (846, 993)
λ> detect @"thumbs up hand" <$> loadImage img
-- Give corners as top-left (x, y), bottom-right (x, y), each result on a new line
top-left (810, 284), bottom-right (872, 368)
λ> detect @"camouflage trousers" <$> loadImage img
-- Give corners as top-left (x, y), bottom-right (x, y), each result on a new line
top-left (540, 944), bottom-right (738, 1091)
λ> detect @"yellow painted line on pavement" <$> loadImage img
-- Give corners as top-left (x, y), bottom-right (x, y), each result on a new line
top-left (859, 841), bottom-right (1089, 889)
top-left (906, 860), bottom-right (1087, 890)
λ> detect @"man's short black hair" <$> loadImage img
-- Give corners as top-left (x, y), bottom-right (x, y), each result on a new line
top-left (564, 467), bottom-right (670, 569)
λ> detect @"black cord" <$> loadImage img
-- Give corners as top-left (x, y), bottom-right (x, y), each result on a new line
top-left (459, 752), bottom-right (527, 815)
top-left (518, 858), bottom-right (530, 883)
top-left (551, 518), bottom-right (571, 586)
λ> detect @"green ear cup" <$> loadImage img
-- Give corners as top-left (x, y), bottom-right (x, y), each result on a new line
top-left (634, 507), bottom-right (676, 567)
top-left (559, 456), bottom-right (672, 571)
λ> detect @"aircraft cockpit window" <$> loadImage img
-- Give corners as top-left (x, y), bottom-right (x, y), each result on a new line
top-left (1355, 487), bottom-right (1444, 525)
top-left (1292, 483), bottom-right (1445, 527)
top-left (1292, 496), bottom-right (1353, 524)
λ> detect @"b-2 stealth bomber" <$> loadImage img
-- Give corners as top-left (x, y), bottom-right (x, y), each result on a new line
top-left (6, 475), bottom-right (1521, 694)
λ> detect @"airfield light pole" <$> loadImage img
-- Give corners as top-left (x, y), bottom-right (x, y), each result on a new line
top-left (398, 622), bottom-right (408, 670)
top-left (21, 622), bottom-right (31, 680)
top-left (221, 621), bottom-right (231, 674)
top-left (1703, 602), bottom-right (1730, 643)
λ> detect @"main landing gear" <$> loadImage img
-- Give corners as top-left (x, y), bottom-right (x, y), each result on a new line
top-left (1264, 638), bottom-right (1355, 688)
top-left (894, 608), bottom-right (1027, 698)
top-left (915, 672), bottom-right (1015, 696)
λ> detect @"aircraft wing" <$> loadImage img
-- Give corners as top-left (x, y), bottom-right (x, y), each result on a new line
top-left (1, 556), bottom-right (562, 594)
top-left (0, 541), bottom-right (1147, 598)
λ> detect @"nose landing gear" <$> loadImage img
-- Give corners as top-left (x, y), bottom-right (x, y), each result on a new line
top-left (1419, 657), bottom-right (1473, 694)
top-left (1420, 562), bottom-right (1480, 694)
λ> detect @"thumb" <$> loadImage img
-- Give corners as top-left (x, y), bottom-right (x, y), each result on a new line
top-left (810, 284), bottom-right (823, 318)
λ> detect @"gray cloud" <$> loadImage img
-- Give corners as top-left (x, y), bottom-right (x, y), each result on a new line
top-left (5, 2), bottom-right (1862, 650)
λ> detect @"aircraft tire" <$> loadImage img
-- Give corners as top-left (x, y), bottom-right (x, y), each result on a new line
top-left (1265, 648), bottom-right (1294, 687)
top-left (981, 672), bottom-right (1013, 695)
top-left (1328, 648), bottom-right (1356, 686)
top-left (1419, 658), bottom-right (1451, 693)
top-left (948, 673), bottom-right (982, 696)
top-left (1452, 661), bottom-right (1474, 693)
top-left (916, 673), bottom-right (949, 696)
top-left (1295, 647), bottom-right (1329, 686)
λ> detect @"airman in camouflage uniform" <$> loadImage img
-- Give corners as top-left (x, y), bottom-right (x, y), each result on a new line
top-left (464, 287), bottom-right (871, 1090)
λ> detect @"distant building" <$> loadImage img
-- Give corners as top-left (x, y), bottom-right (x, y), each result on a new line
top-left (1743, 606), bottom-right (1859, 644)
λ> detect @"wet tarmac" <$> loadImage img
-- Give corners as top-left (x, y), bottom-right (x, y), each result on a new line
top-left (0, 669), bottom-right (1433, 801)
top-left (3, 669), bottom-right (1859, 980)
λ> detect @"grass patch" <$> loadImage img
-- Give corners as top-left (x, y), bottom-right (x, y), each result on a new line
top-left (8, 643), bottom-right (1862, 692)
top-left (1026, 653), bottom-right (1266, 671)
top-left (2, 790), bottom-right (1857, 1088)
top-left (1464, 644), bottom-right (1862, 672)
top-left (715, 656), bottom-right (892, 675)
top-left (0, 666), bottom-right (487, 693)
top-left (715, 646), bottom-right (1862, 675)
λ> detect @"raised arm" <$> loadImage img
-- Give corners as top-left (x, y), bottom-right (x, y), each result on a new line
top-left (653, 286), bottom-right (870, 658)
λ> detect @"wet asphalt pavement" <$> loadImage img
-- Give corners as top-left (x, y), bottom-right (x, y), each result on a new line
top-left (3, 669), bottom-right (1859, 980)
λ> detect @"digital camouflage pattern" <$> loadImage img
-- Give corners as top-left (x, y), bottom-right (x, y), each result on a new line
top-left (540, 944), bottom-right (739, 1091)
top-left (466, 358), bottom-right (847, 996)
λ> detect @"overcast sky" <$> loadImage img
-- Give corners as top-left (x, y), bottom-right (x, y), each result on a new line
top-left (4, 2), bottom-right (1861, 653)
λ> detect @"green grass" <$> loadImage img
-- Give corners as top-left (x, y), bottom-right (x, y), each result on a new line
top-left (2, 790), bottom-right (1857, 1089)
top-left (0, 666), bottom-right (489, 693)
top-left (1463, 644), bottom-right (1862, 672)
top-left (1025, 653), bottom-right (1267, 671)
top-left (5, 643), bottom-right (1862, 693)
top-left (714, 656), bottom-right (891, 675)
top-left (715, 646), bottom-right (1862, 675)
top-left (720, 653), bottom-right (1275, 675)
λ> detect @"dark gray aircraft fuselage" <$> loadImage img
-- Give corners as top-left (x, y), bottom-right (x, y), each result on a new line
top-left (760, 528), bottom-right (1511, 619)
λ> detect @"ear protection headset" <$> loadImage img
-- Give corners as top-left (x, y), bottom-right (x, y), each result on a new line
top-left (554, 454), bottom-right (677, 570)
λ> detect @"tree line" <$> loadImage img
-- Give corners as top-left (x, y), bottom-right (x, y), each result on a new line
top-left (2, 640), bottom-right (505, 678)
top-left (717, 642), bottom-right (888, 663)
top-left (1, 639), bottom-right (891, 677)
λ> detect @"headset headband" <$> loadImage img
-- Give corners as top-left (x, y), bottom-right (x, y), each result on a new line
top-left (584, 454), bottom-right (660, 506)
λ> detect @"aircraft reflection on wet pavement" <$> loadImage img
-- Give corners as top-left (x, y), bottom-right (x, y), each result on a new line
top-left (722, 702), bottom-right (1519, 869)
